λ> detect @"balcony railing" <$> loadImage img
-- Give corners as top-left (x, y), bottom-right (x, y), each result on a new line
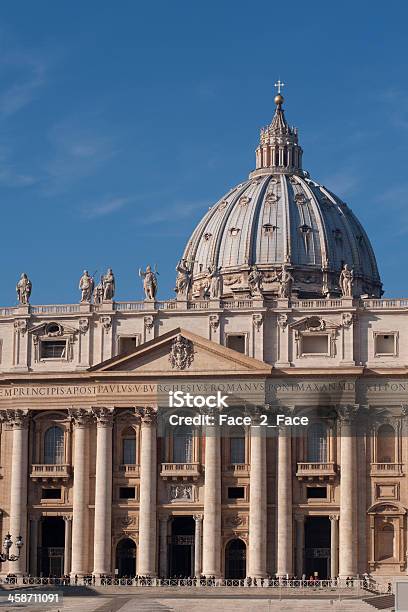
top-left (360, 298), bottom-right (408, 309)
top-left (370, 462), bottom-right (403, 476)
top-left (160, 462), bottom-right (201, 480)
top-left (296, 462), bottom-right (337, 481)
top-left (223, 463), bottom-right (250, 476)
top-left (118, 464), bottom-right (140, 477)
top-left (291, 299), bottom-right (343, 309)
top-left (30, 464), bottom-right (71, 481)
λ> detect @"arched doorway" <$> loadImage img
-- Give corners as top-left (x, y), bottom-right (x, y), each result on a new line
top-left (115, 538), bottom-right (136, 577)
top-left (225, 539), bottom-right (246, 579)
top-left (40, 517), bottom-right (65, 577)
top-left (169, 516), bottom-right (195, 578)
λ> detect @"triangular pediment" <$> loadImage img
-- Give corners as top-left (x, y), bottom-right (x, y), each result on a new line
top-left (90, 328), bottom-right (271, 375)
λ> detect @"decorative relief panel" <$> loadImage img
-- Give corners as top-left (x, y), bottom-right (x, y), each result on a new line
top-left (168, 483), bottom-right (194, 502)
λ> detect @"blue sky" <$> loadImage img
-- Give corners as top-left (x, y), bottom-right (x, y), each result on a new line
top-left (1, 0), bottom-right (408, 303)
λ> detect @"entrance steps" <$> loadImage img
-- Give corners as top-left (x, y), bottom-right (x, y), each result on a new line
top-left (109, 599), bottom-right (391, 612)
top-left (362, 594), bottom-right (395, 609)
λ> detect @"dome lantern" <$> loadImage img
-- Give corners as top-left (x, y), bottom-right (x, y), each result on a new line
top-left (254, 88), bottom-right (303, 177)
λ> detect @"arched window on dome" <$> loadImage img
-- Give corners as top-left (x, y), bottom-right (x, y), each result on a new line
top-left (377, 424), bottom-right (395, 463)
top-left (172, 425), bottom-right (193, 463)
top-left (43, 426), bottom-right (64, 464)
top-left (229, 426), bottom-right (246, 465)
top-left (307, 422), bottom-right (327, 463)
top-left (121, 427), bottom-right (137, 465)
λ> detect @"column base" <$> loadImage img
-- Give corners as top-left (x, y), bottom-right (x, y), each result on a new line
top-left (70, 571), bottom-right (89, 582)
top-left (248, 573), bottom-right (268, 579)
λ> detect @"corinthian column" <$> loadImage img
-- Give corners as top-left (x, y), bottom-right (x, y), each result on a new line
top-left (194, 514), bottom-right (203, 577)
top-left (7, 409), bottom-right (29, 575)
top-left (330, 515), bottom-right (339, 578)
top-left (338, 406), bottom-right (357, 578)
top-left (295, 516), bottom-right (304, 579)
top-left (276, 424), bottom-right (293, 577)
top-left (63, 516), bottom-right (72, 576)
top-left (69, 408), bottom-right (91, 578)
top-left (137, 407), bottom-right (157, 576)
top-left (159, 516), bottom-right (168, 578)
top-left (202, 414), bottom-right (221, 577)
top-left (92, 408), bottom-right (114, 578)
top-left (248, 418), bottom-right (266, 577)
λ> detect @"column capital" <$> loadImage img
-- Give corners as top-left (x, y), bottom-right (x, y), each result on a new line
top-left (158, 514), bottom-right (169, 523)
top-left (336, 405), bottom-right (359, 424)
top-left (1, 409), bottom-right (30, 429)
top-left (92, 407), bottom-right (114, 427)
top-left (194, 513), bottom-right (203, 522)
top-left (68, 407), bottom-right (93, 427)
top-left (136, 406), bottom-right (157, 426)
top-left (63, 514), bottom-right (73, 522)
top-left (329, 514), bottom-right (339, 522)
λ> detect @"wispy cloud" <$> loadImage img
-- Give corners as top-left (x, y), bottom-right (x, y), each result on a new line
top-left (42, 118), bottom-right (118, 195)
top-left (0, 143), bottom-right (38, 187)
top-left (374, 183), bottom-right (408, 236)
top-left (82, 196), bottom-right (131, 219)
top-left (320, 169), bottom-right (359, 197)
top-left (138, 200), bottom-right (209, 226)
top-left (0, 45), bottom-right (47, 118)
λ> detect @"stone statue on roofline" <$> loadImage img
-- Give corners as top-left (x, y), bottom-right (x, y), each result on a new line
top-left (207, 264), bottom-right (222, 299)
top-left (79, 270), bottom-right (94, 303)
top-left (102, 268), bottom-right (115, 301)
top-left (339, 264), bottom-right (353, 297)
top-left (139, 265), bottom-right (158, 300)
top-left (16, 273), bottom-right (32, 305)
top-left (175, 259), bottom-right (192, 298)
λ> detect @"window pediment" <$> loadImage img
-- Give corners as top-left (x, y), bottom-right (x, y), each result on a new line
top-left (29, 321), bottom-right (79, 362)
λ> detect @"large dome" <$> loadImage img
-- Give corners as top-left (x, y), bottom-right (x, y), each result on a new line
top-left (178, 94), bottom-right (382, 300)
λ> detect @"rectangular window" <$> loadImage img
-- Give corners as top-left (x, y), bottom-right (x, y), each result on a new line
top-left (118, 336), bottom-right (138, 354)
top-left (228, 486), bottom-right (245, 499)
top-left (302, 335), bottom-right (329, 355)
top-left (40, 340), bottom-right (67, 359)
top-left (41, 488), bottom-right (61, 500)
top-left (306, 486), bottom-right (327, 499)
top-left (375, 333), bottom-right (396, 356)
top-left (226, 334), bottom-right (246, 354)
top-left (230, 437), bottom-right (245, 464)
top-left (122, 438), bottom-right (136, 464)
top-left (119, 486), bottom-right (136, 499)
top-left (173, 432), bottom-right (193, 463)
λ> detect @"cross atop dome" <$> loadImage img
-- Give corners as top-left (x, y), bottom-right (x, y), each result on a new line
top-left (274, 79), bottom-right (285, 107)
top-left (274, 79), bottom-right (285, 94)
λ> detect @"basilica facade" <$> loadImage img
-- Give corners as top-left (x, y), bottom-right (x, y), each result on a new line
top-left (0, 92), bottom-right (407, 583)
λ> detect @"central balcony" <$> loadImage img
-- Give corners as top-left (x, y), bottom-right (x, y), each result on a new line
top-left (160, 462), bottom-right (201, 481)
top-left (296, 462), bottom-right (337, 482)
top-left (30, 464), bottom-right (71, 482)
top-left (370, 462), bottom-right (403, 476)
